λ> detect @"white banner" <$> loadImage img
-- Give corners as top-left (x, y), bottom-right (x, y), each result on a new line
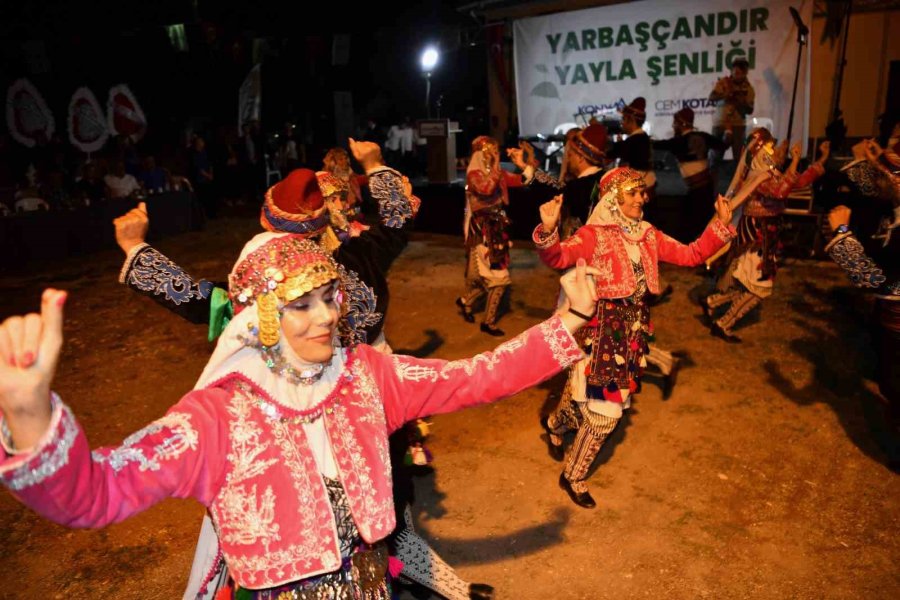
top-left (514, 0), bottom-right (812, 143)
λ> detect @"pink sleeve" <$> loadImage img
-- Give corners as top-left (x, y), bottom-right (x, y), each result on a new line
top-left (532, 224), bottom-right (594, 270)
top-left (467, 169), bottom-right (503, 196)
top-left (655, 220), bottom-right (735, 267)
top-left (373, 316), bottom-right (584, 432)
top-left (0, 389), bottom-right (230, 529)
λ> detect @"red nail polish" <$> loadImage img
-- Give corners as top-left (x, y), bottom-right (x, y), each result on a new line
top-left (56, 293), bottom-right (67, 307)
top-left (22, 352), bottom-right (34, 366)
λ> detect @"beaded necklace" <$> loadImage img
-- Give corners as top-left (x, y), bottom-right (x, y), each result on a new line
top-left (257, 342), bottom-right (327, 385)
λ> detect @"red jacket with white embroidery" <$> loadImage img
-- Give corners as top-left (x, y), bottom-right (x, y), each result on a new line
top-left (533, 220), bottom-right (734, 299)
top-left (0, 317), bottom-right (582, 590)
top-left (742, 163), bottom-right (825, 218)
top-left (466, 167), bottom-right (523, 214)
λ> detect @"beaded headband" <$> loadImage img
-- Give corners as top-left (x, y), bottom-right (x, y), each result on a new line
top-left (600, 167), bottom-right (646, 198)
top-left (229, 236), bottom-right (341, 346)
top-left (471, 135), bottom-right (499, 154)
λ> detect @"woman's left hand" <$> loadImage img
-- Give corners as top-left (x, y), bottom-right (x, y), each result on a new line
top-left (560, 259), bottom-right (600, 318)
top-left (817, 140), bottom-right (831, 164)
top-left (714, 194), bottom-right (732, 224)
top-left (828, 205), bottom-right (851, 232)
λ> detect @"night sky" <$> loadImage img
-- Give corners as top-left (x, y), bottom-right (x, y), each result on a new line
top-left (1, 0), bottom-right (489, 158)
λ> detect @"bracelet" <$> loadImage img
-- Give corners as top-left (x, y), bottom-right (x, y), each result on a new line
top-left (836, 224), bottom-right (850, 235)
top-left (568, 307), bottom-right (594, 321)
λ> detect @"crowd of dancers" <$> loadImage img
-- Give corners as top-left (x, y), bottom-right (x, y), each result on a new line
top-left (0, 99), bottom-right (897, 600)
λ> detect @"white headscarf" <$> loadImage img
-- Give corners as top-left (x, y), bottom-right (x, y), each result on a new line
top-left (586, 171), bottom-right (647, 239)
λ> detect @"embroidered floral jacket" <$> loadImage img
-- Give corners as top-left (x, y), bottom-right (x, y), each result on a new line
top-left (533, 220), bottom-right (734, 298)
top-left (742, 163), bottom-right (824, 218)
top-left (466, 168), bottom-right (522, 214)
top-left (0, 317), bottom-right (583, 590)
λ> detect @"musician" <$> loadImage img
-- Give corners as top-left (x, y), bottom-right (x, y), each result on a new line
top-left (709, 58), bottom-right (755, 161)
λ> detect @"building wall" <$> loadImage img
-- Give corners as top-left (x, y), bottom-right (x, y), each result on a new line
top-left (809, 9), bottom-right (900, 138)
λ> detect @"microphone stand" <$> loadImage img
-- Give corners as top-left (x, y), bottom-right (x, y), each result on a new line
top-left (785, 7), bottom-right (809, 144)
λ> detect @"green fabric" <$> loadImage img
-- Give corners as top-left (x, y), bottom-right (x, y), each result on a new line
top-left (208, 287), bottom-right (233, 342)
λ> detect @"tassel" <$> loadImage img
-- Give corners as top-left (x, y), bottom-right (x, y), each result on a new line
top-left (614, 354), bottom-right (625, 365)
top-left (388, 556), bottom-right (405, 579)
top-left (586, 382), bottom-right (605, 400)
top-left (628, 379), bottom-right (638, 393)
top-left (603, 385), bottom-right (624, 404)
top-left (639, 356), bottom-right (648, 368)
top-left (631, 320), bottom-right (641, 332)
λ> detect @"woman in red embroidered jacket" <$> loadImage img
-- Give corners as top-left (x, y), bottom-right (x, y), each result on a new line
top-left (703, 131), bottom-right (829, 342)
top-left (533, 167), bottom-right (736, 509)
top-left (0, 234), bottom-right (601, 599)
top-left (456, 136), bottom-right (524, 336)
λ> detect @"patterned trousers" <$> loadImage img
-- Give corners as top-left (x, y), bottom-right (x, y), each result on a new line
top-left (706, 288), bottom-right (762, 334)
top-left (547, 379), bottom-right (620, 494)
top-left (460, 250), bottom-right (508, 326)
top-left (394, 505), bottom-right (471, 600)
top-left (646, 345), bottom-right (675, 376)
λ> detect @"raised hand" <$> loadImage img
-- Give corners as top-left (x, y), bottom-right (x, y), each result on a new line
top-left (714, 194), bottom-right (732, 224)
top-left (863, 139), bottom-right (882, 164)
top-left (773, 139), bottom-right (789, 166)
top-left (401, 176), bottom-right (413, 198)
top-left (559, 259), bottom-right (601, 329)
top-left (817, 140), bottom-right (831, 164)
top-left (789, 142), bottom-right (802, 162)
top-left (0, 289), bottom-right (67, 449)
top-left (113, 202), bottom-right (149, 255)
top-left (506, 147), bottom-right (527, 171)
top-left (828, 205), bottom-right (851, 232)
top-left (348, 138), bottom-right (383, 171)
top-left (539, 194), bottom-right (563, 234)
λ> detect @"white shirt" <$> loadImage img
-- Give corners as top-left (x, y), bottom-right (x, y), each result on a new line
top-left (385, 125), bottom-right (402, 151)
top-left (15, 196), bottom-right (49, 212)
top-left (104, 174), bottom-right (141, 198)
top-left (398, 126), bottom-right (414, 154)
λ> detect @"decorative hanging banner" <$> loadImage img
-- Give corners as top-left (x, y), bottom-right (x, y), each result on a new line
top-left (238, 64), bottom-right (262, 131)
top-left (107, 84), bottom-right (147, 142)
top-left (514, 0), bottom-right (812, 143)
top-left (67, 87), bottom-right (108, 153)
top-left (5, 78), bottom-right (55, 148)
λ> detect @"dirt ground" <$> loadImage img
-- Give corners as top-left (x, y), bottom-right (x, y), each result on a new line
top-left (0, 215), bottom-right (898, 599)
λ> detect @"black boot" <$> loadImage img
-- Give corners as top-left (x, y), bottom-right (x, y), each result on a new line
top-left (480, 322), bottom-right (504, 336)
top-left (540, 416), bottom-right (565, 461)
top-left (469, 583), bottom-right (494, 600)
top-left (662, 354), bottom-right (682, 401)
top-left (455, 297), bottom-right (474, 323)
top-left (710, 322), bottom-right (741, 343)
top-left (559, 473), bottom-right (596, 508)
